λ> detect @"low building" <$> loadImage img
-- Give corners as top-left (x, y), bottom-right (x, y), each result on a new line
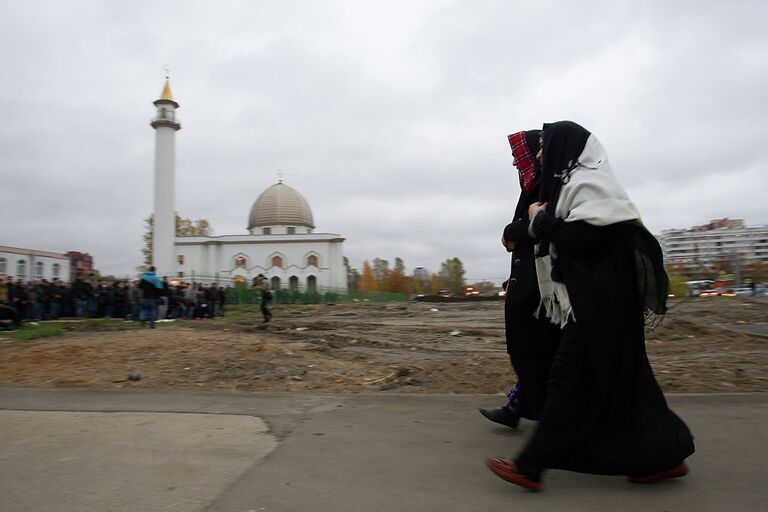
top-left (0, 246), bottom-right (71, 282)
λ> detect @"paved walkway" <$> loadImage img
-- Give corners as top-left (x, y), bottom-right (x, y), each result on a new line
top-left (0, 389), bottom-right (766, 512)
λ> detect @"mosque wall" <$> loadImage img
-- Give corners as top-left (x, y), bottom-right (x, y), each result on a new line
top-left (173, 236), bottom-right (347, 291)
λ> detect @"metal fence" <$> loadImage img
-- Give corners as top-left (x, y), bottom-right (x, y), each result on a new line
top-left (173, 273), bottom-right (407, 305)
top-left (222, 287), bottom-right (408, 305)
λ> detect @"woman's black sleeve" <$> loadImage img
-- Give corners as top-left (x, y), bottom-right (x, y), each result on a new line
top-left (531, 212), bottom-right (609, 254)
top-left (503, 219), bottom-right (532, 243)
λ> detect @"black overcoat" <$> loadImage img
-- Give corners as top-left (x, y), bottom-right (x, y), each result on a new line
top-left (532, 214), bottom-right (695, 475)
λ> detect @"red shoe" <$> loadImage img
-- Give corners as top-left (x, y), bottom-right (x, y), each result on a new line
top-left (628, 462), bottom-right (689, 484)
top-left (485, 458), bottom-right (543, 492)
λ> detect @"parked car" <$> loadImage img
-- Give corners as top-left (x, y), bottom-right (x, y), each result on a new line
top-left (699, 289), bottom-right (719, 297)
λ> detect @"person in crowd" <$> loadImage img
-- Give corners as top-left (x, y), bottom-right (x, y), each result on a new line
top-left (168, 282), bottom-right (185, 319)
top-left (9, 278), bottom-right (28, 321)
top-left (206, 283), bottom-right (219, 318)
top-left (216, 285), bottom-right (227, 317)
top-left (185, 282), bottom-right (198, 319)
top-left (70, 274), bottom-right (87, 318)
top-left (86, 273), bottom-right (99, 318)
top-left (36, 280), bottom-right (50, 320)
top-left (128, 279), bottom-right (142, 321)
top-left (103, 281), bottom-right (115, 318)
top-left (51, 279), bottom-right (66, 319)
top-left (26, 280), bottom-right (40, 322)
top-left (486, 121), bottom-right (694, 491)
top-left (0, 277), bottom-right (22, 329)
top-left (480, 130), bottom-right (561, 429)
top-left (253, 274), bottom-right (273, 323)
top-left (195, 284), bottom-right (208, 319)
top-left (138, 266), bottom-right (163, 328)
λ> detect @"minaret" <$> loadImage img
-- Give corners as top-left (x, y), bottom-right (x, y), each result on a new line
top-left (150, 77), bottom-right (181, 278)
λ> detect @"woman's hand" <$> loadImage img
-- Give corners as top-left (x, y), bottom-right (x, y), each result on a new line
top-left (501, 236), bottom-right (516, 252)
top-left (528, 202), bottom-right (548, 220)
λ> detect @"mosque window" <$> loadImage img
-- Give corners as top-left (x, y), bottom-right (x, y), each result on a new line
top-left (271, 255), bottom-right (283, 268)
top-left (52, 263), bottom-right (60, 278)
top-left (177, 255), bottom-right (185, 265)
top-left (287, 227), bottom-right (296, 235)
top-left (17, 260), bottom-right (26, 277)
top-left (289, 276), bottom-right (299, 291)
top-left (35, 261), bottom-right (44, 278)
top-left (0, 257), bottom-right (5, 275)
top-left (270, 276), bottom-right (280, 290)
top-left (307, 275), bottom-right (317, 292)
top-left (263, 227), bottom-right (271, 235)
top-left (234, 255), bottom-right (247, 268)
top-left (307, 255), bottom-right (318, 267)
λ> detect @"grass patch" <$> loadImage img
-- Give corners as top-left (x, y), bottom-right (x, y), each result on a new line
top-left (10, 324), bottom-right (66, 341)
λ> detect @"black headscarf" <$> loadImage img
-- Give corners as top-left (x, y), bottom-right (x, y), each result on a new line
top-left (539, 121), bottom-right (591, 213)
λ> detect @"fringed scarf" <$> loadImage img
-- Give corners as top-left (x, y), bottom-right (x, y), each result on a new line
top-left (535, 122), bottom-right (640, 326)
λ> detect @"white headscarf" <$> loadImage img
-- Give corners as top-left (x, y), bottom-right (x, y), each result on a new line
top-left (536, 134), bottom-right (640, 326)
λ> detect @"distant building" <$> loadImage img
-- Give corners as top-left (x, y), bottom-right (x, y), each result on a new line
top-left (657, 218), bottom-right (768, 273)
top-left (412, 266), bottom-right (430, 283)
top-left (0, 246), bottom-right (71, 282)
top-left (67, 251), bottom-right (94, 277)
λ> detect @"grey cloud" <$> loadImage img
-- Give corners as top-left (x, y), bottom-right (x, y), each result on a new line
top-left (1, 0), bottom-right (766, 282)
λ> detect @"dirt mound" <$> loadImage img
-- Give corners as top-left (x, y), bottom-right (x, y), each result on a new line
top-left (0, 298), bottom-right (766, 394)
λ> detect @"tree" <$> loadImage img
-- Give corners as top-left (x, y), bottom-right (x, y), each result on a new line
top-left (439, 257), bottom-right (466, 294)
top-left (383, 257), bottom-right (409, 293)
top-left (372, 258), bottom-right (390, 284)
top-left (349, 268), bottom-right (361, 291)
top-left (344, 257), bottom-right (361, 290)
top-left (429, 273), bottom-right (443, 294)
top-left (747, 261), bottom-right (768, 283)
top-left (667, 274), bottom-right (690, 298)
top-left (142, 213), bottom-right (212, 265)
top-left (359, 260), bottom-right (378, 292)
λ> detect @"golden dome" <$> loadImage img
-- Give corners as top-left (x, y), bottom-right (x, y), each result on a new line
top-left (248, 182), bottom-right (315, 230)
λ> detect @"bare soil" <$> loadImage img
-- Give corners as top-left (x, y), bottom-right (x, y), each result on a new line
top-left (0, 298), bottom-right (766, 394)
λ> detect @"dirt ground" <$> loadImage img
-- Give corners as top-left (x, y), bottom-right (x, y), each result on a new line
top-left (0, 297), bottom-right (766, 395)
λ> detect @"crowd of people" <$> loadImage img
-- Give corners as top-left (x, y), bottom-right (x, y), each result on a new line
top-left (0, 267), bottom-right (230, 329)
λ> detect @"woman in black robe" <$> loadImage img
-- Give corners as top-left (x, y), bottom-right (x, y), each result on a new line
top-left (486, 121), bottom-right (695, 491)
top-left (479, 130), bottom-right (560, 428)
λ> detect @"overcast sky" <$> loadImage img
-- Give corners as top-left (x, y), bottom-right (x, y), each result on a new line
top-left (1, 0), bottom-right (766, 282)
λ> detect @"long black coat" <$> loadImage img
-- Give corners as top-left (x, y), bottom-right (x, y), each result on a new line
top-left (501, 190), bottom-right (561, 420)
top-left (532, 214), bottom-right (695, 475)
top-left (502, 192), bottom-right (560, 358)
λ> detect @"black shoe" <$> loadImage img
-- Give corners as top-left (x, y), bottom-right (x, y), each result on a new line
top-left (479, 407), bottom-right (519, 429)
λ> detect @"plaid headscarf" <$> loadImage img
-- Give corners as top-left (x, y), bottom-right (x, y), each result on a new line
top-left (507, 131), bottom-right (539, 193)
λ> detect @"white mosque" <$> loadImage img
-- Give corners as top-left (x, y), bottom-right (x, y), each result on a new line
top-left (149, 79), bottom-right (347, 292)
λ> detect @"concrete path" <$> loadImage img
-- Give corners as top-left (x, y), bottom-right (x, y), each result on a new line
top-left (0, 389), bottom-right (766, 512)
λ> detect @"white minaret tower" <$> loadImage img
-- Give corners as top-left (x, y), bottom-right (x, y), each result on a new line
top-left (150, 76), bottom-right (181, 278)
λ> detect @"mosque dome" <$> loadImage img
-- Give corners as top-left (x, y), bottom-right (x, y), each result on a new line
top-left (248, 181), bottom-right (315, 230)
